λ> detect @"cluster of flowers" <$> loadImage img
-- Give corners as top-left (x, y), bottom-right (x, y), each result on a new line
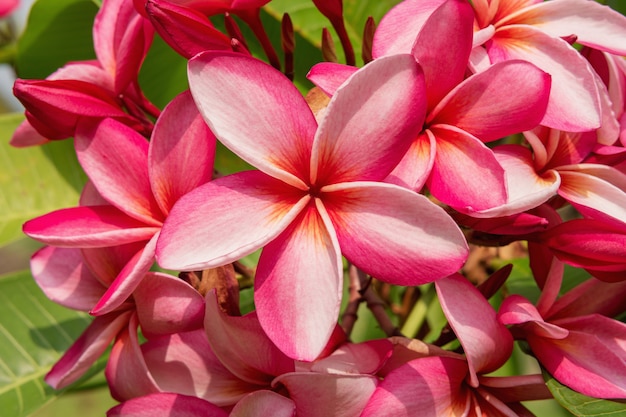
top-left (10, 0), bottom-right (626, 415)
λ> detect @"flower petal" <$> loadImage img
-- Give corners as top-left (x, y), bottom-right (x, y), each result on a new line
top-left (75, 118), bottom-right (163, 226)
top-left (255, 201), bottom-right (343, 361)
top-left (384, 131), bottom-right (435, 192)
top-left (429, 60), bottom-right (550, 141)
top-left (310, 54), bottom-right (426, 185)
top-left (156, 171), bottom-right (309, 271)
top-left (23, 206), bottom-right (159, 247)
top-left (427, 125), bottom-right (507, 211)
top-left (30, 246), bottom-right (105, 311)
top-left (322, 182), bottom-right (468, 285)
top-left (230, 391), bottom-right (296, 417)
top-left (188, 52), bottom-right (316, 188)
top-left (436, 274), bottom-right (513, 386)
top-left (149, 90), bottom-right (215, 216)
top-left (107, 393), bottom-right (228, 417)
top-left (306, 62), bottom-right (356, 97)
top-left (487, 25), bottom-right (600, 131)
top-left (46, 312), bottom-right (132, 389)
top-left (204, 290), bottom-right (295, 385)
top-left (274, 373), bottom-right (378, 417)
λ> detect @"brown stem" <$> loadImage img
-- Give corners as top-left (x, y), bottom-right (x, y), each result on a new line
top-left (341, 264), bottom-right (364, 336)
top-left (357, 269), bottom-right (404, 337)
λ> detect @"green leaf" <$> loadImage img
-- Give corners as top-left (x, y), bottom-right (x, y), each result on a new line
top-left (544, 370), bottom-right (626, 416)
top-left (15, 0), bottom-right (98, 79)
top-left (0, 270), bottom-right (93, 417)
top-left (0, 113), bottom-right (86, 247)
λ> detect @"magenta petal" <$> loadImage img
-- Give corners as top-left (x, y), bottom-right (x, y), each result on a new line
top-left (75, 118), bottom-right (163, 226)
top-left (384, 131), bottom-right (435, 192)
top-left (306, 62), bottom-right (356, 97)
top-left (311, 54), bottom-right (426, 185)
top-left (255, 203), bottom-right (343, 361)
top-left (274, 373), bottom-right (378, 417)
top-left (204, 290), bottom-right (294, 384)
top-left (106, 316), bottom-right (160, 401)
top-left (23, 206), bottom-right (160, 247)
top-left (487, 25), bottom-right (600, 132)
top-left (429, 60), bottom-right (550, 141)
top-left (30, 246), bottom-right (105, 311)
top-left (135, 272), bottom-right (205, 337)
top-left (188, 52), bottom-right (316, 187)
top-left (91, 232), bottom-right (158, 315)
top-left (107, 393), bottom-right (228, 417)
top-left (372, 0), bottom-right (447, 58)
top-left (412, 0), bottom-right (474, 109)
top-left (230, 391), bottom-right (295, 417)
top-left (46, 311), bottom-right (132, 389)
top-left (149, 90), bottom-right (215, 216)
top-left (9, 120), bottom-right (49, 147)
top-left (141, 330), bottom-right (258, 406)
top-left (427, 126), bottom-right (507, 211)
top-left (436, 274), bottom-right (513, 386)
top-left (361, 356), bottom-right (469, 417)
top-left (157, 171), bottom-right (309, 271)
top-left (322, 182), bottom-right (468, 285)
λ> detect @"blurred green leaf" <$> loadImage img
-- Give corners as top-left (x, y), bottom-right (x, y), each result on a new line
top-left (0, 113), bottom-right (86, 248)
top-left (0, 270), bottom-right (93, 417)
top-left (545, 370), bottom-right (626, 416)
top-left (16, 0), bottom-right (98, 79)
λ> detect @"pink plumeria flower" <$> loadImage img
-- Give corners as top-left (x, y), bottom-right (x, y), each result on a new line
top-left (309, 0), bottom-right (551, 212)
top-left (471, 0), bottom-right (626, 133)
top-left (12, 0), bottom-right (156, 146)
top-left (362, 274), bottom-right (551, 416)
top-left (23, 91), bottom-right (215, 314)
top-left (499, 286), bottom-right (626, 399)
top-left (156, 52), bottom-right (468, 360)
top-left (30, 245), bottom-right (204, 389)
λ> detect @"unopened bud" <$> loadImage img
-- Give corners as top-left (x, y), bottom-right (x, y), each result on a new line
top-left (322, 28), bottom-right (338, 63)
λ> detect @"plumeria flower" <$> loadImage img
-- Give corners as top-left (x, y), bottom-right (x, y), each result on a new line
top-left (23, 91), bottom-right (215, 314)
top-left (156, 51), bottom-right (468, 360)
top-left (30, 245), bottom-right (204, 389)
top-left (309, 0), bottom-right (551, 212)
top-left (470, 0), bottom-right (626, 133)
top-left (361, 274), bottom-right (550, 416)
top-left (12, 0), bottom-right (157, 146)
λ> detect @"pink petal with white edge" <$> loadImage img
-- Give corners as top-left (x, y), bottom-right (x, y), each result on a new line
top-left (412, 0), bottom-right (474, 109)
top-left (427, 125), bottom-right (507, 211)
top-left (311, 54), bottom-right (426, 185)
top-left (310, 339), bottom-right (393, 375)
top-left (91, 232), bottom-right (159, 315)
top-left (156, 171), bottom-right (309, 271)
top-left (230, 391), bottom-right (296, 417)
top-left (558, 167), bottom-right (626, 224)
top-left (106, 316), bottom-right (160, 401)
top-left (384, 131), bottom-right (435, 192)
top-left (134, 272), bottom-right (205, 337)
top-left (149, 90), bottom-right (215, 216)
top-left (361, 356), bottom-right (469, 417)
top-left (436, 274), bottom-right (513, 387)
top-left (507, 0), bottom-right (626, 55)
top-left (321, 181), bottom-right (468, 285)
top-left (529, 314), bottom-right (626, 399)
top-left (23, 206), bottom-right (160, 247)
top-left (107, 393), bottom-right (228, 417)
top-left (306, 62), bottom-right (356, 97)
top-left (498, 294), bottom-right (569, 339)
top-left (487, 25), bottom-right (600, 132)
top-left (30, 246), bottom-right (105, 311)
top-left (141, 330), bottom-right (259, 406)
top-left (255, 201), bottom-right (343, 361)
top-left (46, 311), bottom-right (133, 389)
top-left (372, 0), bottom-right (447, 58)
top-left (75, 118), bottom-right (163, 226)
top-left (188, 52), bottom-right (316, 188)
top-left (465, 145), bottom-right (560, 218)
top-left (429, 60), bottom-right (550, 141)
top-left (274, 373), bottom-right (378, 417)
top-left (204, 290), bottom-right (294, 385)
